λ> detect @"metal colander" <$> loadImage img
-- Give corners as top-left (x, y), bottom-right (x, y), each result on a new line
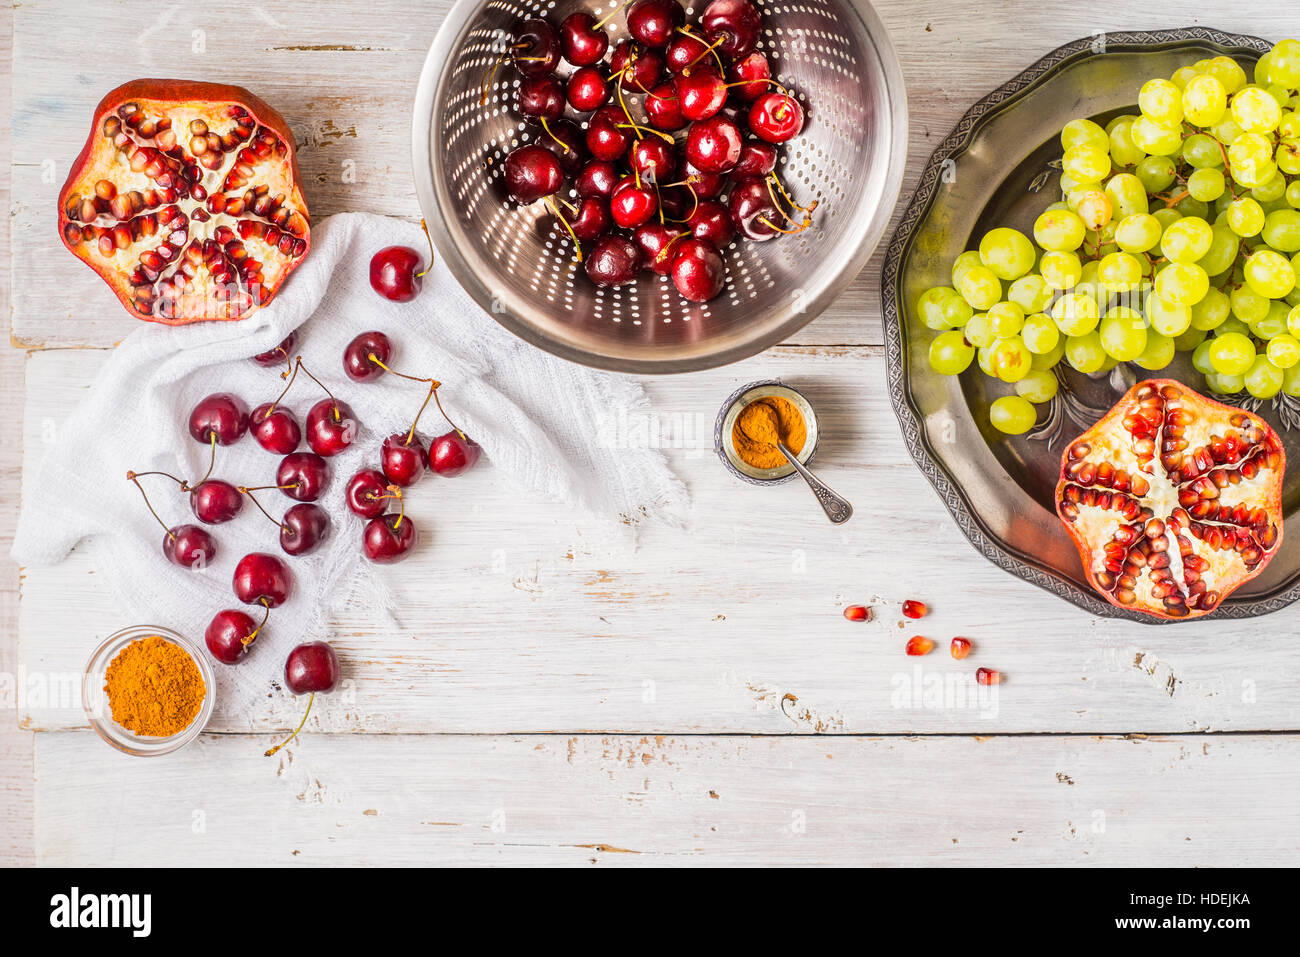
top-left (412, 0), bottom-right (906, 373)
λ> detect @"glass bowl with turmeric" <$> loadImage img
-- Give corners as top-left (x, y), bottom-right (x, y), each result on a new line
top-left (715, 380), bottom-right (820, 484)
top-left (83, 625), bottom-right (214, 756)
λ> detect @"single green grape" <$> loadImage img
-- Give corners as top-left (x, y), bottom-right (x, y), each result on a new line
top-left (1287, 302), bottom-right (1300, 337)
top-left (1206, 55), bottom-right (1249, 94)
top-left (1267, 332), bottom-right (1300, 368)
top-left (1197, 224), bottom-right (1241, 277)
top-left (1249, 300), bottom-right (1291, 339)
top-left (988, 336), bottom-right (1033, 382)
top-left (928, 329), bottom-right (976, 375)
top-left (977, 344), bottom-right (996, 377)
top-left (1021, 312), bottom-right (1060, 354)
top-left (1281, 111), bottom-right (1300, 139)
top-left (1152, 207), bottom-right (1184, 232)
top-left (1284, 362), bottom-right (1300, 396)
top-left (1060, 117), bottom-right (1110, 153)
top-left (1244, 354), bottom-right (1285, 398)
top-left (1227, 197), bottom-right (1266, 236)
top-left (978, 227), bottom-right (1036, 281)
top-left (1114, 213), bottom-right (1162, 253)
top-left (1188, 167), bottom-right (1226, 202)
top-left (1173, 195), bottom-right (1211, 220)
top-left (1228, 284), bottom-right (1270, 324)
top-left (1014, 369), bottom-right (1059, 404)
top-left (1064, 330), bottom-right (1107, 373)
top-left (1039, 251), bottom-right (1082, 290)
top-left (964, 312), bottom-right (994, 348)
top-left (1072, 189), bottom-right (1114, 230)
top-left (1033, 208), bottom-right (1086, 252)
top-left (1145, 292), bottom-right (1192, 337)
top-left (1192, 286), bottom-right (1231, 331)
top-left (1205, 372), bottom-right (1246, 394)
top-left (1051, 293), bottom-right (1100, 335)
top-left (987, 300), bottom-right (1026, 338)
top-left (1268, 39), bottom-right (1300, 87)
top-left (1286, 181), bottom-right (1300, 209)
top-left (1277, 138), bottom-right (1300, 177)
top-left (1062, 145), bottom-right (1112, 185)
top-left (1160, 216), bottom-right (1214, 262)
top-left (1232, 86), bottom-right (1283, 133)
top-left (1209, 331), bottom-right (1257, 375)
top-left (1174, 326), bottom-right (1208, 351)
top-left (1216, 316), bottom-right (1252, 339)
top-left (950, 250), bottom-right (984, 287)
top-left (1171, 65), bottom-right (1201, 88)
top-left (1030, 340), bottom-right (1067, 372)
top-left (1130, 116), bottom-right (1183, 156)
top-left (1104, 173), bottom-right (1149, 218)
top-left (958, 264), bottom-right (1003, 310)
top-left (1097, 252), bottom-right (1143, 292)
top-left (1136, 155), bottom-right (1178, 193)
top-left (1155, 261), bottom-right (1210, 306)
top-left (989, 395), bottom-right (1038, 435)
top-left (1192, 338), bottom-right (1218, 374)
top-left (1108, 117), bottom-right (1146, 168)
top-left (1140, 78), bottom-right (1184, 126)
top-left (1244, 248), bottom-right (1297, 298)
top-left (1182, 131), bottom-right (1225, 168)
top-left (1133, 332), bottom-right (1176, 370)
top-left (1262, 209), bottom-right (1300, 252)
top-left (1099, 307), bottom-right (1148, 361)
top-left (917, 286), bottom-right (973, 330)
top-left (1007, 274), bottom-right (1052, 314)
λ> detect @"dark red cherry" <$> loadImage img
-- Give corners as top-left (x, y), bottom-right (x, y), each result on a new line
top-left (564, 197), bottom-right (612, 241)
top-left (665, 32), bottom-right (713, 74)
top-left (284, 641), bottom-right (341, 694)
top-left (687, 199), bottom-right (737, 247)
top-left (728, 175), bottom-right (781, 241)
top-left (729, 50), bottom-right (771, 101)
top-left (518, 75), bottom-right (565, 121)
top-left (512, 18), bottom-right (562, 77)
top-left (205, 609), bottom-right (260, 664)
top-left (165, 524), bottom-right (217, 569)
top-left (671, 237), bottom-right (726, 302)
top-left (346, 468), bottom-right (390, 519)
top-left (363, 513), bottom-right (418, 564)
top-left (252, 332), bottom-right (295, 368)
top-left (611, 182), bottom-right (658, 229)
top-left (190, 479), bottom-right (243, 524)
top-left (684, 163), bottom-right (725, 199)
top-left (369, 246), bottom-right (424, 302)
top-left (634, 223), bottom-right (687, 276)
top-left (343, 330), bottom-right (393, 383)
top-left (749, 92), bottom-right (804, 143)
top-left (277, 451), bottom-right (330, 502)
top-left (188, 393), bottom-right (249, 446)
top-left (611, 40), bottom-right (663, 93)
top-left (576, 160), bottom-right (619, 198)
top-left (560, 11), bottom-right (609, 66)
top-left (534, 119), bottom-right (586, 177)
top-left (251, 402), bottom-right (301, 455)
top-left (381, 432), bottom-right (427, 488)
top-left (280, 503), bottom-right (330, 557)
top-left (233, 552), bottom-right (293, 607)
top-left (701, 0), bottom-right (762, 58)
top-left (586, 106), bottom-right (632, 162)
top-left (629, 138), bottom-right (677, 182)
top-left (430, 430), bottom-right (482, 477)
top-left (566, 66), bottom-right (610, 112)
top-left (627, 0), bottom-right (684, 48)
top-left (732, 139), bottom-right (777, 179)
top-left (503, 144), bottom-right (564, 204)
top-left (645, 83), bottom-right (685, 132)
top-left (585, 235), bottom-right (643, 287)
top-left (685, 115), bottom-right (742, 173)
top-left (305, 398), bottom-right (358, 457)
top-left (675, 71), bottom-right (727, 121)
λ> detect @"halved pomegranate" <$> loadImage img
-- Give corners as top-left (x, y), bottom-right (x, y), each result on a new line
top-left (57, 79), bottom-right (310, 324)
top-left (1056, 379), bottom-right (1285, 620)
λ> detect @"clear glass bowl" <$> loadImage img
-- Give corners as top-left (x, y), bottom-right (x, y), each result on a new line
top-left (83, 624), bottom-right (215, 756)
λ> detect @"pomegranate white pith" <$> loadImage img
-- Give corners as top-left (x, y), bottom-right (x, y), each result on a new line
top-left (59, 85), bottom-right (309, 324)
top-left (1055, 380), bottom-right (1285, 619)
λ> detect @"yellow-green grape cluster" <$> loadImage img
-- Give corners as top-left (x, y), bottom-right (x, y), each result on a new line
top-left (921, 38), bottom-right (1300, 433)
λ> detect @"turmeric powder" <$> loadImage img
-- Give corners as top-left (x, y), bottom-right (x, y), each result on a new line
top-left (732, 396), bottom-right (807, 470)
top-left (104, 635), bottom-right (205, 737)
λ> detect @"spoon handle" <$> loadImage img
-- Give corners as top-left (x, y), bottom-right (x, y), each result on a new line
top-left (778, 442), bottom-right (853, 524)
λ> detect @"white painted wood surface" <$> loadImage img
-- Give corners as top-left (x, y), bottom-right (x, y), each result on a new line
top-left (8, 0), bottom-right (1300, 865)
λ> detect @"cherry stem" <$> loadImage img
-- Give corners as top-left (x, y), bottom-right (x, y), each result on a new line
top-left (682, 36), bottom-right (726, 75)
top-left (125, 471), bottom-right (175, 541)
top-left (391, 485), bottom-right (407, 531)
top-left (757, 214), bottom-right (812, 235)
top-left (366, 356), bottom-right (446, 442)
top-left (593, 0), bottom-right (633, 30)
top-left (415, 219), bottom-right (435, 279)
top-left (265, 692), bottom-right (314, 758)
top-left (193, 434), bottom-right (218, 486)
top-left (546, 196), bottom-right (584, 262)
top-left (295, 357), bottom-right (342, 422)
top-left (767, 172), bottom-right (818, 214)
top-left (268, 357), bottom-right (302, 415)
top-left (238, 486), bottom-right (289, 532)
top-left (540, 117), bottom-right (570, 154)
top-left (246, 600), bottom-right (271, 648)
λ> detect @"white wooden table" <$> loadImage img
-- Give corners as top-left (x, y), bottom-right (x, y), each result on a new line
top-left (4, 0), bottom-right (1299, 866)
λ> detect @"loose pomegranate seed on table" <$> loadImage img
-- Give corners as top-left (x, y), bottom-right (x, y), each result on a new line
top-left (901, 599), bottom-right (927, 619)
top-left (976, 668), bottom-right (1002, 686)
top-left (950, 637), bottom-right (972, 660)
top-left (842, 604), bottom-right (871, 622)
top-left (905, 636), bottom-right (933, 656)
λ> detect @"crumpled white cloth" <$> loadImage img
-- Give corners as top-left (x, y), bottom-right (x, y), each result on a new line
top-left (13, 212), bottom-right (688, 722)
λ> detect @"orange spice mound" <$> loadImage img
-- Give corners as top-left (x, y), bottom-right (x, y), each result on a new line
top-left (732, 396), bottom-right (806, 470)
top-left (104, 635), bottom-right (205, 737)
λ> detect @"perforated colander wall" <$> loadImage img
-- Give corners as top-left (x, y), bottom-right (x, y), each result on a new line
top-left (421, 0), bottom-right (902, 370)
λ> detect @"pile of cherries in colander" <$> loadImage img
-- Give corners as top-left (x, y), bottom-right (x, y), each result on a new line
top-left (493, 0), bottom-right (814, 303)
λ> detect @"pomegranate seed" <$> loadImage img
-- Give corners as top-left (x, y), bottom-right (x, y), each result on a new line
top-left (950, 637), bottom-right (972, 660)
top-left (905, 636), bottom-right (933, 656)
top-left (976, 668), bottom-right (1002, 686)
top-left (842, 604), bottom-right (871, 622)
top-left (902, 599), bottom-right (927, 619)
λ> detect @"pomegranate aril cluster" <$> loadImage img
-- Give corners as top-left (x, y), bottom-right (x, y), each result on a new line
top-left (494, 0), bottom-right (812, 303)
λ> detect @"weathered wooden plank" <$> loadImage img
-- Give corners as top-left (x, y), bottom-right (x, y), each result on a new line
top-left (19, 347), bottom-right (1300, 734)
top-left (33, 731), bottom-right (1300, 866)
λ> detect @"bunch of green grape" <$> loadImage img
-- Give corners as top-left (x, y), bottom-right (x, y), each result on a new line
top-left (920, 38), bottom-right (1300, 435)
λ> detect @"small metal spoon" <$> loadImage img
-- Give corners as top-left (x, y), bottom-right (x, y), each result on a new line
top-left (777, 441), bottom-right (853, 524)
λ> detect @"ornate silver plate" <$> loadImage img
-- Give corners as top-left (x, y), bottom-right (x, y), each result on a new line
top-left (881, 28), bottom-right (1300, 623)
